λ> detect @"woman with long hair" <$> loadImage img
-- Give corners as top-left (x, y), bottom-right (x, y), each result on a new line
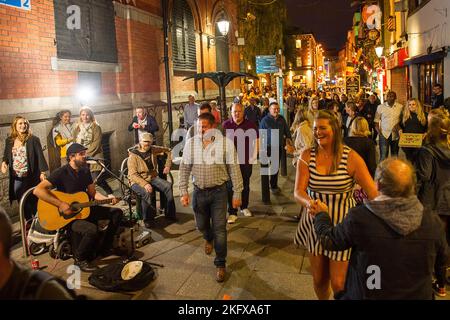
top-left (291, 108), bottom-right (313, 166)
top-left (52, 110), bottom-right (74, 166)
top-left (399, 98), bottom-right (428, 164)
top-left (344, 117), bottom-right (376, 177)
top-left (1, 116), bottom-right (48, 221)
top-left (416, 106), bottom-right (449, 296)
top-left (294, 110), bottom-right (377, 299)
top-left (73, 107), bottom-right (114, 196)
top-left (307, 96), bottom-right (319, 125)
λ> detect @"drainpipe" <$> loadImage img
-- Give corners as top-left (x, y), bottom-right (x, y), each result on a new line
top-left (161, 0), bottom-right (173, 145)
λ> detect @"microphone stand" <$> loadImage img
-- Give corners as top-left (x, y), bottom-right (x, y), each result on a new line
top-left (91, 159), bottom-right (137, 262)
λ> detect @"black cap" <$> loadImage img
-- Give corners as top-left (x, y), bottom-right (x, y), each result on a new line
top-left (66, 143), bottom-right (87, 156)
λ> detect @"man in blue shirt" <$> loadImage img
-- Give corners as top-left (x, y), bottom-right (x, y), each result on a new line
top-left (244, 97), bottom-right (261, 127)
top-left (259, 102), bottom-right (294, 193)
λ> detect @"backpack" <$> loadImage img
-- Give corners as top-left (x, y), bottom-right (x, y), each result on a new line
top-left (88, 260), bottom-right (155, 292)
top-left (19, 270), bottom-right (84, 300)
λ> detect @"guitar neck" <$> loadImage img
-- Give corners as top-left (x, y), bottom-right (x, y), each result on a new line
top-left (77, 198), bottom-right (113, 209)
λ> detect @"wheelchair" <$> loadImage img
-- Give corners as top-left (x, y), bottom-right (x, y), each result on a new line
top-left (20, 187), bottom-right (72, 260)
top-left (20, 187), bottom-right (133, 260)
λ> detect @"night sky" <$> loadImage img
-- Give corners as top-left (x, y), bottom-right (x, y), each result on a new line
top-left (285, 0), bottom-right (355, 51)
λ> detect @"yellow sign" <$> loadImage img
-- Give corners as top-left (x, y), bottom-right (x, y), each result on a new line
top-left (345, 75), bottom-right (360, 96)
top-left (398, 133), bottom-right (424, 148)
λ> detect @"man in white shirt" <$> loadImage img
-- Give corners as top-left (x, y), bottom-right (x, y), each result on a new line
top-left (183, 94), bottom-right (200, 129)
top-left (374, 91), bottom-right (403, 161)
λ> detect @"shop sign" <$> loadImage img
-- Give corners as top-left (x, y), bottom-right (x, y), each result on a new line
top-left (345, 75), bottom-right (360, 96)
top-left (386, 48), bottom-right (409, 69)
top-left (0, 0), bottom-right (30, 10)
top-left (362, 4), bottom-right (382, 30)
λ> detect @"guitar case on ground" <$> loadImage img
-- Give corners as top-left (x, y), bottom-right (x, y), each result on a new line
top-left (88, 260), bottom-right (156, 292)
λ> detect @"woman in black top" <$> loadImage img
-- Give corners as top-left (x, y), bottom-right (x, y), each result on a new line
top-left (399, 98), bottom-right (427, 164)
top-left (344, 117), bottom-right (376, 177)
top-left (1, 116), bottom-right (48, 221)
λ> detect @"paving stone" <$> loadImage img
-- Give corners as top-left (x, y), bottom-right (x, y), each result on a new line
top-left (176, 265), bottom-right (224, 299)
top-left (253, 246), bottom-right (303, 274)
top-left (142, 262), bottom-right (197, 296)
top-left (240, 271), bottom-right (317, 300)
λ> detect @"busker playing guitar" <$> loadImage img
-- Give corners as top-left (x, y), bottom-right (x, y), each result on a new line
top-left (33, 143), bottom-right (123, 272)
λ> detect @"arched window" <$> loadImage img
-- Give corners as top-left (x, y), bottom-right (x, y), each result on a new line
top-left (172, 0), bottom-right (197, 73)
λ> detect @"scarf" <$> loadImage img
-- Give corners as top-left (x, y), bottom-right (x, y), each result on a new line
top-left (76, 123), bottom-right (94, 147)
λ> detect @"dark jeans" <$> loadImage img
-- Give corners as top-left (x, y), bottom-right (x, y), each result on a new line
top-left (227, 164), bottom-right (252, 215)
top-left (379, 134), bottom-right (399, 161)
top-left (13, 176), bottom-right (37, 221)
top-left (131, 177), bottom-right (176, 221)
top-left (192, 184), bottom-right (227, 267)
top-left (261, 146), bottom-right (281, 189)
top-left (91, 170), bottom-right (114, 195)
top-left (70, 206), bottom-right (123, 261)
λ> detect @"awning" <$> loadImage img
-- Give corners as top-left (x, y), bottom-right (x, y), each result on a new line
top-left (404, 50), bottom-right (447, 65)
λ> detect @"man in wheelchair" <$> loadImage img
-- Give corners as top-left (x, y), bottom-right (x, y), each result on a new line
top-left (33, 143), bottom-right (123, 272)
top-left (127, 133), bottom-right (176, 228)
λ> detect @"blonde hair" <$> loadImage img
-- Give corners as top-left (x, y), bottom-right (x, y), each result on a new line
top-left (308, 96), bottom-right (319, 112)
top-left (313, 110), bottom-right (343, 174)
top-left (291, 108), bottom-right (309, 132)
top-left (350, 117), bottom-right (371, 137)
top-left (78, 106), bottom-right (98, 126)
top-left (426, 107), bottom-right (450, 147)
top-left (403, 98), bottom-right (426, 126)
top-left (9, 116), bottom-right (32, 143)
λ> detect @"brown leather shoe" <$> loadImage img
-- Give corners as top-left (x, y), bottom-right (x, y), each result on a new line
top-left (204, 241), bottom-right (213, 255)
top-left (216, 267), bottom-right (226, 282)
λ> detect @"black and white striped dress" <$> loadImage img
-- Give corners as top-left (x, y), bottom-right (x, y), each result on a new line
top-left (295, 146), bottom-right (355, 261)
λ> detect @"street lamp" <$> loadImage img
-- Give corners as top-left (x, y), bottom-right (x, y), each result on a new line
top-left (217, 19), bottom-right (230, 36)
top-left (375, 46), bottom-right (384, 58)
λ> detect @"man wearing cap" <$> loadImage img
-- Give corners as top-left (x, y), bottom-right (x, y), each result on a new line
top-left (184, 94), bottom-right (200, 129)
top-left (127, 133), bottom-right (176, 227)
top-left (33, 143), bottom-right (123, 272)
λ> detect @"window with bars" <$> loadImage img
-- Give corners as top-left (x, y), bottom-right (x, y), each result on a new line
top-left (172, 0), bottom-right (197, 74)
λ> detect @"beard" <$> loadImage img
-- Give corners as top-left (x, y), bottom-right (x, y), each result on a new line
top-left (74, 158), bottom-right (87, 168)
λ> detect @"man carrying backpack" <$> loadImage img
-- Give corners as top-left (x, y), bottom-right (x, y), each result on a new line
top-left (0, 206), bottom-right (75, 299)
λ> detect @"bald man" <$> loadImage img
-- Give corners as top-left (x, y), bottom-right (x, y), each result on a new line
top-left (309, 158), bottom-right (449, 299)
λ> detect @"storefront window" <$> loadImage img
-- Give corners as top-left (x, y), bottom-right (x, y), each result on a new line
top-left (418, 60), bottom-right (443, 106)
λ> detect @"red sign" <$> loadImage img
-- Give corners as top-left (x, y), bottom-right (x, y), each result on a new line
top-left (386, 47), bottom-right (408, 69)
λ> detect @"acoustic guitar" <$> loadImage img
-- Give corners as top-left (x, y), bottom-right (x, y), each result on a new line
top-left (37, 191), bottom-right (120, 231)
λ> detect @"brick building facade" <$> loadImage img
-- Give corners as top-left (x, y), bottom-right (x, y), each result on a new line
top-left (0, 0), bottom-right (240, 216)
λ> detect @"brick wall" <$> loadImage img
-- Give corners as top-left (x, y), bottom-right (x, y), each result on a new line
top-left (0, 0), bottom-right (75, 100)
top-left (390, 67), bottom-right (408, 106)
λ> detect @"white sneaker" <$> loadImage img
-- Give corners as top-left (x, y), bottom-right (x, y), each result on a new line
top-left (227, 215), bottom-right (238, 224)
top-left (241, 208), bottom-right (253, 217)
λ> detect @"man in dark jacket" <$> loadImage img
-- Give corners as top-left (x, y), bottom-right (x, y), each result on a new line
top-left (128, 106), bottom-right (159, 144)
top-left (431, 84), bottom-right (444, 109)
top-left (310, 158), bottom-right (449, 299)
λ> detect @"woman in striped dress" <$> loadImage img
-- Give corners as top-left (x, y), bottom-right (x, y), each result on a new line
top-left (294, 110), bottom-right (377, 300)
